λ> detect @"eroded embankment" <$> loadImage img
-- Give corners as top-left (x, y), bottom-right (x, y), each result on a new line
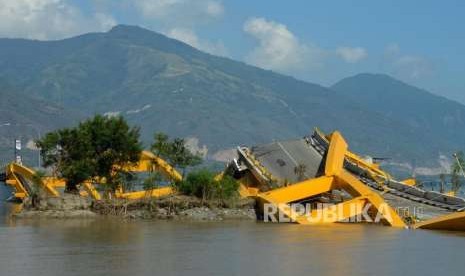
top-left (13, 194), bottom-right (257, 221)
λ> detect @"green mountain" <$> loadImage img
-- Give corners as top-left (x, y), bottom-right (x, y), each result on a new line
top-left (0, 25), bottom-right (462, 171)
top-left (332, 73), bottom-right (465, 165)
top-left (0, 80), bottom-right (80, 166)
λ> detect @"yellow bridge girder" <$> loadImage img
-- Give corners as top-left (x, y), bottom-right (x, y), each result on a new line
top-left (116, 186), bottom-right (175, 200)
top-left (316, 128), bottom-right (392, 185)
top-left (295, 197), bottom-right (368, 225)
top-left (6, 163), bottom-right (60, 198)
top-left (260, 176), bottom-right (335, 204)
top-left (251, 131), bottom-right (406, 228)
top-left (413, 211), bottom-right (465, 231)
top-left (3, 150), bottom-right (181, 201)
top-left (121, 151), bottom-right (182, 182)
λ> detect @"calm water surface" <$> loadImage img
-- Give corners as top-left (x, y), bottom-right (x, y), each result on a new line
top-left (1, 185), bottom-right (465, 276)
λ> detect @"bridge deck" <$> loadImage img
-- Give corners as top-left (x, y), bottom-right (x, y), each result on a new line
top-left (250, 138), bottom-right (324, 186)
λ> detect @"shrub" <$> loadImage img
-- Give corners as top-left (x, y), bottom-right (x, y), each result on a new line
top-left (175, 169), bottom-right (239, 202)
top-left (216, 175), bottom-right (240, 201)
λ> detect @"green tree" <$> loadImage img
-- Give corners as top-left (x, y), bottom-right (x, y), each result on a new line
top-left (151, 132), bottom-right (171, 157)
top-left (37, 115), bottom-right (142, 193)
top-left (169, 138), bottom-right (202, 176)
top-left (151, 133), bottom-right (202, 177)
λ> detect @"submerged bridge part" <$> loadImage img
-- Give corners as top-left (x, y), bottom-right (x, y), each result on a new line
top-left (230, 128), bottom-right (465, 231)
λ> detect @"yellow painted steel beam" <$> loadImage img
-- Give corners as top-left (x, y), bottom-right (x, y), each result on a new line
top-left (11, 174), bottom-right (28, 198)
top-left (82, 182), bottom-right (101, 201)
top-left (335, 170), bottom-right (376, 198)
top-left (260, 176), bottom-right (335, 203)
top-left (325, 131), bottom-right (347, 176)
top-left (345, 151), bottom-right (391, 180)
top-left (117, 186), bottom-right (175, 200)
top-left (14, 192), bottom-right (27, 199)
top-left (250, 130), bottom-right (406, 227)
top-left (6, 178), bottom-right (28, 198)
top-left (6, 163), bottom-right (60, 197)
top-left (318, 128), bottom-right (392, 181)
top-left (413, 211), bottom-right (465, 231)
top-left (256, 192), bottom-right (294, 221)
top-left (3, 151), bottom-right (180, 201)
top-left (238, 183), bottom-right (249, 197)
top-left (43, 177), bottom-right (66, 187)
top-left (238, 184), bottom-right (259, 198)
top-left (122, 151), bottom-right (182, 182)
top-left (401, 178), bottom-right (416, 186)
top-left (243, 128), bottom-right (463, 230)
top-left (257, 193), bottom-right (367, 225)
top-left (324, 132), bottom-right (406, 228)
top-left (295, 196), bottom-right (368, 225)
top-left (336, 170), bottom-right (406, 228)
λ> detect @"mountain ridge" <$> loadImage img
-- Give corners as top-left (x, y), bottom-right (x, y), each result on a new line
top-left (332, 73), bottom-right (465, 161)
top-left (0, 25), bottom-right (462, 172)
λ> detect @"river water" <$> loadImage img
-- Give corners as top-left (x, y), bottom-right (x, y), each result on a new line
top-left (1, 185), bottom-right (465, 276)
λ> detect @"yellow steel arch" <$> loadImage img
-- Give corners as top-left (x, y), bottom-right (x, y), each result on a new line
top-left (3, 150), bottom-right (182, 201)
top-left (5, 163), bottom-right (60, 198)
top-left (121, 151), bottom-right (182, 182)
top-left (115, 150), bottom-right (181, 200)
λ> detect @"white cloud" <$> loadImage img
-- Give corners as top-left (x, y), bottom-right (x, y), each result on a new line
top-left (0, 0), bottom-right (226, 56)
top-left (134, 0), bottom-right (183, 19)
top-left (167, 27), bottom-right (228, 56)
top-left (243, 17), bottom-right (325, 73)
top-left (94, 12), bottom-right (117, 31)
top-left (133, 0), bottom-right (223, 25)
top-left (0, 0), bottom-right (116, 40)
top-left (336, 47), bottom-right (367, 63)
top-left (206, 1), bottom-right (223, 17)
top-left (393, 55), bottom-right (432, 79)
top-left (132, 0), bottom-right (228, 56)
top-left (384, 43), bottom-right (433, 79)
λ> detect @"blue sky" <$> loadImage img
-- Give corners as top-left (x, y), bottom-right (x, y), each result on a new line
top-left (1, 0), bottom-right (464, 103)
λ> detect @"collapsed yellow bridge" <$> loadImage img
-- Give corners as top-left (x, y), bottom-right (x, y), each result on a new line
top-left (230, 129), bottom-right (465, 231)
top-left (2, 150), bottom-right (181, 202)
top-left (2, 128), bottom-right (465, 232)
